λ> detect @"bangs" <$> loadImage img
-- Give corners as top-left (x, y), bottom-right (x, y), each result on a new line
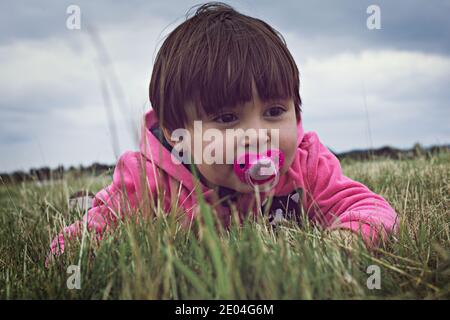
top-left (150, 3), bottom-right (302, 131)
top-left (190, 19), bottom-right (301, 117)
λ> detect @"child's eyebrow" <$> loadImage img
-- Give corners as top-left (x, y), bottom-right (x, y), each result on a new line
top-left (263, 98), bottom-right (290, 105)
top-left (208, 98), bottom-right (291, 115)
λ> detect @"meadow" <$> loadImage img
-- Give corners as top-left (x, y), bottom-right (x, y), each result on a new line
top-left (0, 150), bottom-right (448, 299)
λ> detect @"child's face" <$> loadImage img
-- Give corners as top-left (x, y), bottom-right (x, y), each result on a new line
top-left (168, 85), bottom-right (299, 193)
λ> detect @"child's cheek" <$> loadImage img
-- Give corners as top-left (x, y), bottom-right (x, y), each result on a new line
top-left (202, 132), bottom-right (228, 165)
top-left (279, 122), bottom-right (299, 172)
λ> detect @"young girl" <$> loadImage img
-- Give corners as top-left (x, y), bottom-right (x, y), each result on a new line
top-left (47, 2), bottom-right (398, 264)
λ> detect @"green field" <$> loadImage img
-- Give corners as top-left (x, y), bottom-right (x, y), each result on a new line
top-left (0, 151), bottom-right (449, 299)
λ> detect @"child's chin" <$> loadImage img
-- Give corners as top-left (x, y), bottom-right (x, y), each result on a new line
top-left (228, 180), bottom-right (258, 193)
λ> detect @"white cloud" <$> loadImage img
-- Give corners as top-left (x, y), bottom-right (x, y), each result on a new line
top-left (0, 16), bottom-right (170, 172)
top-left (290, 47), bottom-right (450, 151)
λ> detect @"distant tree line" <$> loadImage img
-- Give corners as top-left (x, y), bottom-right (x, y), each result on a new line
top-left (0, 163), bottom-right (114, 184)
top-left (1, 143), bottom-right (448, 185)
top-left (331, 143), bottom-right (449, 161)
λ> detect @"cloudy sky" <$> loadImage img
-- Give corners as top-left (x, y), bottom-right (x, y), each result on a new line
top-left (1, 0), bottom-right (449, 172)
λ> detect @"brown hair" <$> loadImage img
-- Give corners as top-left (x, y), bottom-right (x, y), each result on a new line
top-left (149, 1), bottom-right (302, 132)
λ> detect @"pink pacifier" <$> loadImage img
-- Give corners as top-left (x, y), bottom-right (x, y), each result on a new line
top-left (233, 149), bottom-right (285, 191)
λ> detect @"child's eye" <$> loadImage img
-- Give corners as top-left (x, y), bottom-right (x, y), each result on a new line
top-left (213, 113), bottom-right (238, 124)
top-left (264, 106), bottom-right (286, 118)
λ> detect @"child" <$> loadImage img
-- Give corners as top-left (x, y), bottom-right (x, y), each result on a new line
top-left (46, 2), bottom-right (398, 264)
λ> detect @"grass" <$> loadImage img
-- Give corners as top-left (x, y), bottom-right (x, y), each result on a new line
top-left (0, 151), bottom-right (449, 299)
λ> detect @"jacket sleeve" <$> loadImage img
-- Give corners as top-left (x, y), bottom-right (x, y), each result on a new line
top-left (304, 134), bottom-right (399, 247)
top-left (46, 151), bottom-right (147, 265)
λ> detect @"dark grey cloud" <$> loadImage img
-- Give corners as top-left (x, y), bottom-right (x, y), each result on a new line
top-left (0, 0), bottom-right (193, 44)
top-left (2, 1), bottom-right (449, 55)
top-left (245, 0), bottom-right (450, 56)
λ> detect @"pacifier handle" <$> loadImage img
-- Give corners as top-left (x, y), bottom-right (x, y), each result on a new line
top-left (233, 149), bottom-right (285, 191)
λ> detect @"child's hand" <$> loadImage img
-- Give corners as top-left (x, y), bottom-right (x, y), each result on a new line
top-left (44, 232), bottom-right (65, 268)
top-left (329, 229), bottom-right (359, 248)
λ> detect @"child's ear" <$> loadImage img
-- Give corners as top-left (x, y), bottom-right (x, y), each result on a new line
top-left (162, 127), bottom-right (176, 147)
top-left (296, 109), bottom-right (302, 123)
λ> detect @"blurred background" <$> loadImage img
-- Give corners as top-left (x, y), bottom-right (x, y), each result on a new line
top-left (1, 0), bottom-right (449, 173)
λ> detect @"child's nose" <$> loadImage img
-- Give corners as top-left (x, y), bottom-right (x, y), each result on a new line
top-left (239, 130), bottom-right (270, 151)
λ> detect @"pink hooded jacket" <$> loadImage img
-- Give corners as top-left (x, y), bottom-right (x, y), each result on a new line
top-left (47, 109), bottom-right (398, 261)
